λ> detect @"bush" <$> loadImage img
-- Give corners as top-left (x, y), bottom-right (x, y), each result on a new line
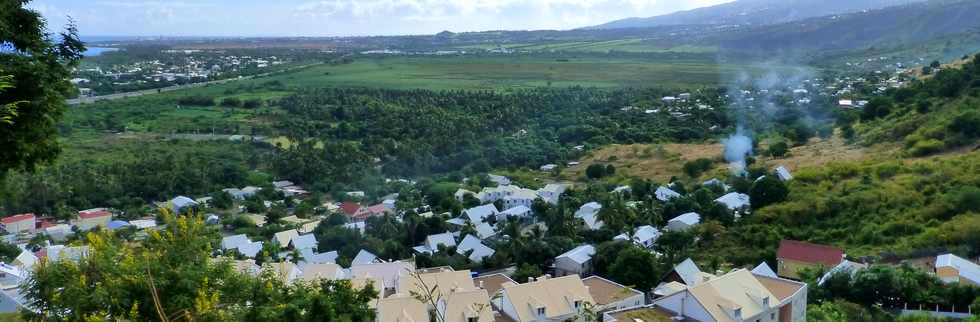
top-left (908, 139), bottom-right (945, 156)
top-left (220, 97), bottom-right (242, 107)
top-left (749, 175), bottom-right (789, 208)
top-left (861, 97), bottom-right (894, 121)
top-left (949, 110), bottom-right (980, 138)
top-left (768, 142), bottom-right (789, 157)
top-left (177, 95), bottom-right (215, 106)
top-left (586, 164), bottom-right (613, 180)
top-left (242, 98), bottom-right (263, 109)
top-left (683, 158), bottom-right (714, 177)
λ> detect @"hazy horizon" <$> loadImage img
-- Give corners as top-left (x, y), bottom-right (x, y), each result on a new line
top-left (31, 0), bottom-right (734, 38)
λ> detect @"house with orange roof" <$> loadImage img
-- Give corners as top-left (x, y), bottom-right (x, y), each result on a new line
top-left (0, 214), bottom-right (35, 234)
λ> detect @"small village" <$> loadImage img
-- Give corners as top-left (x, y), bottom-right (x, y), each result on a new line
top-left (1, 163), bottom-right (976, 321)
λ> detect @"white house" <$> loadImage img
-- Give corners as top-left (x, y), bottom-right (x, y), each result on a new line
top-left (574, 202), bottom-right (603, 230)
top-left (487, 174), bottom-right (511, 186)
top-left (555, 245), bottom-right (595, 277)
top-left (715, 192), bottom-right (751, 216)
top-left (775, 166), bottom-right (793, 181)
top-left (351, 249), bottom-right (380, 266)
top-left (456, 234), bottom-right (496, 263)
top-left (459, 204), bottom-right (501, 225)
top-left (170, 196), bottom-right (198, 212)
top-left (289, 234), bottom-right (318, 252)
top-left (414, 232), bottom-right (457, 254)
top-left (540, 164), bottom-right (558, 172)
top-left (501, 205), bottom-right (532, 219)
top-left (582, 276), bottom-right (645, 312)
top-left (613, 225), bottom-right (661, 248)
top-left (537, 183), bottom-right (569, 204)
top-left (935, 253), bottom-right (980, 286)
top-left (666, 212), bottom-right (701, 232)
top-left (655, 186), bottom-right (681, 202)
top-left (503, 188), bottom-right (541, 210)
top-left (650, 269), bottom-right (808, 322)
top-left (454, 188), bottom-right (477, 202)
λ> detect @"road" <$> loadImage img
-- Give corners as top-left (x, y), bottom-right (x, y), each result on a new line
top-left (67, 63), bottom-right (320, 105)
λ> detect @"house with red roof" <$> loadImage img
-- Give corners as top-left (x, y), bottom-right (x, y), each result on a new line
top-left (776, 240), bottom-right (844, 280)
top-left (74, 209), bottom-right (112, 231)
top-left (351, 204), bottom-right (389, 222)
top-left (339, 202), bottom-right (362, 216)
top-left (1, 213), bottom-right (36, 234)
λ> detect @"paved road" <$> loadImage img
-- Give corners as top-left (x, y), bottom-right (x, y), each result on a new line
top-left (67, 63), bottom-right (320, 105)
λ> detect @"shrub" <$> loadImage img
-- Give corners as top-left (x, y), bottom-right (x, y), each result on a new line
top-left (242, 98), bottom-right (263, 109)
top-left (683, 158), bottom-right (714, 177)
top-left (177, 95), bottom-right (215, 106)
top-left (768, 142), bottom-right (789, 157)
top-left (220, 97), bottom-right (242, 107)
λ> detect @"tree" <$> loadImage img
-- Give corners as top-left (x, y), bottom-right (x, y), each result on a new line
top-left (512, 263), bottom-right (542, 283)
top-left (608, 246), bottom-right (661, 291)
top-left (586, 164), bottom-right (608, 180)
top-left (266, 203), bottom-right (287, 225)
top-left (0, 2), bottom-right (85, 172)
top-left (861, 97), bottom-right (894, 121)
top-left (749, 175), bottom-right (789, 208)
top-left (682, 158), bottom-right (714, 177)
top-left (768, 141), bottom-right (789, 157)
top-left (211, 191), bottom-right (235, 210)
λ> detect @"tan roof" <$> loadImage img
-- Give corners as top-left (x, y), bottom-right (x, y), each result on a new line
top-left (685, 269), bottom-right (781, 322)
top-left (755, 275), bottom-right (805, 301)
top-left (263, 261), bottom-right (299, 283)
top-left (474, 273), bottom-right (516, 297)
top-left (582, 276), bottom-right (642, 305)
top-left (443, 289), bottom-right (495, 322)
top-left (245, 214), bottom-right (267, 227)
top-left (300, 263), bottom-right (343, 282)
top-left (350, 261), bottom-right (415, 291)
top-left (274, 229), bottom-right (299, 246)
top-left (377, 294), bottom-right (429, 322)
top-left (500, 275), bottom-right (595, 322)
top-left (299, 220), bottom-right (321, 234)
top-left (398, 268), bottom-right (476, 297)
top-left (608, 306), bottom-right (695, 322)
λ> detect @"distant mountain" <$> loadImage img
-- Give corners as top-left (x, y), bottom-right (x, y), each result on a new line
top-left (588, 0), bottom-right (928, 30)
top-left (713, 0), bottom-right (980, 54)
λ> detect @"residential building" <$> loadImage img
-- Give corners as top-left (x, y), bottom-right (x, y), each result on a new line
top-left (500, 205), bottom-right (532, 219)
top-left (555, 245), bottom-right (595, 277)
top-left (352, 249), bottom-right (381, 266)
top-left (574, 202), bottom-right (603, 230)
top-left (414, 232), bottom-right (457, 254)
top-left (503, 188), bottom-right (540, 210)
top-left (456, 235), bottom-right (495, 263)
top-left (603, 306), bottom-right (692, 322)
top-left (289, 234), bottom-right (318, 252)
top-left (613, 225), bottom-right (661, 248)
top-left (350, 260), bottom-right (414, 295)
top-left (455, 188), bottom-right (477, 202)
top-left (376, 294), bottom-right (430, 322)
top-left (0, 214), bottom-right (35, 234)
top-left (655, 186), bottom-right (681, 202)
top-left (651, 269), bottom-right (808, 322)
top-left (537, 183), bottom-right (569, 204)
top-left (715, 192), bottom-right (751, 216)
top-left (474, 273), bottom-right (516, 299)
top-left (497, 275), bottom-right (595, 322)
top-left (935, 253), bottom-right (980, 286)
top-left (662, 258), bottom-right (716, 287)
top-left (817, 260), bottom-right (868, 285)
top-left (776, 240), bottom-right (844, 280)
top-left (170, 196), bottom-right (198, 213)
top-left (74, 210), bottom-right (112, 231)
top-left (666, 212), bottom-right (701, 232)
top-left (299, 263), bottom-right (345, 282)
top-left (273, 229), bottom-right (299, 247)
top-left (582, 276), bottom-right (645, 311)
top-left (775, 166), bottom-right (793, 181)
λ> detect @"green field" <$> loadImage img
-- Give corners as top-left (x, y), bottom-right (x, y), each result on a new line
top-left (216, 55), bottom-right (798, 90)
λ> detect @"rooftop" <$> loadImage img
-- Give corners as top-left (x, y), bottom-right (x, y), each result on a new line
top-left (1, 213), bottom-right (35, 224)
top-left (582, 276), bottom-right (642, 305)
top-left (777, 240), bottom-right (844, 267)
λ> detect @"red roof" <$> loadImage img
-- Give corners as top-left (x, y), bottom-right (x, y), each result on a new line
top-left (1, 213), bottom-right (36, 224)
top-left (340, 202), bottom-right (362, 215)
top-left (777, 240), bottom-right (844, 267)
top-left (79, 210), bottom-right (112, 219)
top-left (367, 204), bottom-right (387, 214)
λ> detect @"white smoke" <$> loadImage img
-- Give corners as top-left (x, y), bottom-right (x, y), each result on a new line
top-left (723, 128), bottom-right (753, 175)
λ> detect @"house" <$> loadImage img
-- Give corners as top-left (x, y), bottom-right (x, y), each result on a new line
top-left (613, 225), bottom-right (660, 248)
top-left (346, 191), bottom-right (366, 198)
top-left (74, 210), bottom-right (112, 231)
top-left (12, 250), bottom-right (38, 271)
top-left (339, 202), bottom-right (362, 216)
top-left (666, 212), bottom-right (701, 232)
top-left (43, 245), bottom-right (89, 263)
top-left (440, 288), bottom-right (495, 322)
top-left (170, 196), bottom-right (198, 213)
top-left (458, 204), bottom-right (500, 226)
top-left (702, 178), bottom-right (729, 191)
top-left (603, 306), bottom-right (691, 322)
top-left (351, 249), bottom-right (381, 266)
top-left (273, 229), bottom-right (299, 247)
top-left (0, 214), bottom-right (35, 234)
top-left (299, 263), bottom-right (345, 282)
top-left (817, 260), bottom-right (868, 285)
top-left (751, 262), bottom-right (778, 278)
top-left (0, 263), bottom-right (28, 290)
top-left (299, 249), bottom-right (338, 266)
top-left (222, 188), bottom-right (246, 200)
top-left (0, 288), bottom-right (27, 313)
top-left (414, 232), bottom-right (457, 254)
top-left (456, 235), bottom-right (495, 263)
top-left (611, 186), bottom-right (632, 194)
top-left (775, 166), bottom-right (793, 181)
top-left (776, 240), bottom-right (844, 280)
top-left (352, 204), bottom-right (388, 222)
top-left (129, 219), bottom-right (157, 230)
top-left (376, 294), bottom-right (430, 322)
top-left (474, 273), bottom-right (516, 298)
top-left (497, 275), bottom-right (595, 322)
top-left (488, 174), bottom-right (511, 186)
top-left (264, 261), bottom-right (301, 284)
top-left (650, 269), bottom-right (808, 322)
top-left (574, 202), bottom-right (603, 230)
top-left (397, 268), bottom-right (475, 296)
top-left (503, 188), bottom-right (540, 210)
top-left (555, 245), bottom-right (595, 277)
top-left (43, 224), bottom-right (73, 241)
top-left (221, 234), bottom-right (263, 258)
top-left (237, 241), bottom-right (263, 258)
top-left (540, 164), bottom-right (557, 172)
top-left (934, 253), bottom-right (980, 286)
top-left (655, 186), bottom-right (681, 202)
top-left (582, 276), bottom-right (645, 312)
top-left (662, 258), bottom-right (716, 287)
top-left (538, 183), bottom-right (569, 204)
top-left (715, 192), bottom-right (750, 216)
top-left (350, 260), bottom-right (415, 295)
top-left (289, 234), bottom-right (318, 252)
top-left (500, 205), bottom-right (532, 219)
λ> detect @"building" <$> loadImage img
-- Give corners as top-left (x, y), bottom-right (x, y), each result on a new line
top-left (582, 276), bottom-right (645, 312)
top-left (651, 269), bottom-right (808, 322)
top-left (715, 192), bottom-right (751, 216)
top-left (0, 214), bottom-right (35, 234)
top-left (774, 166), bottom-right (793, 181)
top-left (299, 263), bottom-right (345, 282)
top-left (655, 186), bottom-right (681, 202)
top-left (934, 253), bottom-right (980, 286)
top-left (662, 258), bottom-right (716, 287)
top-left (574, 202), bottom-right (603, 230)
top-left (414, 232), bottom-right (457, 254)
top-left (666, 212), bottom-right (701, 232)
top-left (555, 245), bottom-right (595, 277)
top-left (537, 183), bottom-right (569, 204)
top-left (613, 225), bottom-right (661, 248)
top-left (74, 209), bottom-right (112, 231)
top-left (776, 240), bottom-right (844, 280)
top-left (377, 294), bottom-right (430, 322)
top-left (456, 235), bottom-right (495, 263)
top-left (500, 205), bottom-right (532, 219)
top-left (273, 229), bottom-right (299, 247)
top-left (497, 275), bottom-right (595, 322)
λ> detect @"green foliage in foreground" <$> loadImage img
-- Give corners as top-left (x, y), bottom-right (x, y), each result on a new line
top-left (21, 211), bottom-right (377, 321)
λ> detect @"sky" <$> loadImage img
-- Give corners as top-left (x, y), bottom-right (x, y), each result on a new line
top-left (29, 0), bottom-right (733, 37)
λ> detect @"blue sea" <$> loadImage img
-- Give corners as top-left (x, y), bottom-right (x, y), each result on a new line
top-left (83, 47), bottom-right (120, 57)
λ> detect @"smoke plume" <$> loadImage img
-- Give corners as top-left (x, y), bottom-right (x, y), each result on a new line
top-left (723, 128), bottom-right (753, 175)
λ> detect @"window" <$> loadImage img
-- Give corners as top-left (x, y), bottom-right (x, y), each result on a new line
top-left (771, 313), bottom-right (775, 320)
top-left (537, 307), bottom-right (546, 316)
top-left (467, 318), bottom-right (478, 322)
top-left (574, 300), bottom-right (581, 309)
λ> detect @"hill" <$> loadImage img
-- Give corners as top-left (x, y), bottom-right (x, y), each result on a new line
top-left (713, 0), bottom-right (980, 54)
top-left (589, 0), bottom-right (926, 30)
